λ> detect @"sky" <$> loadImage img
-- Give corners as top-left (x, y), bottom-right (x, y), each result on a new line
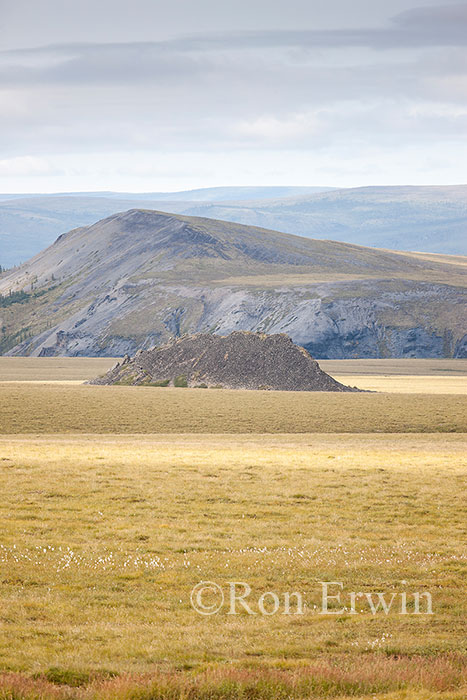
top-left (0, 0), bottom-right (466, 192)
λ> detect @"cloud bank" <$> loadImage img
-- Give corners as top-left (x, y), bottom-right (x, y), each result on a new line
top-left (0, 1), bottom-right (466, 190)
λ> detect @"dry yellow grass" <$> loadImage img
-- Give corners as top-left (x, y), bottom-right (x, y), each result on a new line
top-left (0, 434), bottom-right (465, 681)
top-left (0, 357), bottom-right (118, 382)
top-left (331, 375), bottom-right (467, 394)
top-left (320, 358), bottom-right (467, 376)
top-left (1, 382), bottom-right (466, 433)
top-left (0, 357), bottom-right (465, 699)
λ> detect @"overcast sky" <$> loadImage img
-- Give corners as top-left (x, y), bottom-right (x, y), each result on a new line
top-left (0, 0), bottom-right (466, 192)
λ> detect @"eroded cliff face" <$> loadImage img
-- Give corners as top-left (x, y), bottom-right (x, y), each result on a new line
top-left (9, 279), bottom-right (465, 359)
top-left (1, 209), bottom-right (466, 359)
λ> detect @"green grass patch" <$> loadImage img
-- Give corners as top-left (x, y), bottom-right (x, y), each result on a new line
top-left (174, 374), bottom-right (188, 387)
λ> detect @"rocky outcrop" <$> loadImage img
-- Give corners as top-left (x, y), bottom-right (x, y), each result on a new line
top-left (89, 332), bottom-right (358, 391)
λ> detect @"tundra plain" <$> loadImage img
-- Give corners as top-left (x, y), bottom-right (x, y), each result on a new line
top-left (0, 358), bottom-right (465, 700)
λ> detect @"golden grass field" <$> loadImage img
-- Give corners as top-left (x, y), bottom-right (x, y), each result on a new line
top-left (0, 357), bottom-right (118, 382)
top-left (1, 356), bottom-right (467, 381)
top-left (322, 358), bottom-right (467, 394)
top-left (1, 383), bottom-right (466, 433)
top-left (0, 357), bottom-right (465, 699)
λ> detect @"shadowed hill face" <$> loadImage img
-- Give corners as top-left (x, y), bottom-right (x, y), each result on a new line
top-left (1, 185), bottom-right (466, 268)
top-left (0, 187), bottom-right (334, 269)
top-left (0, 209), bottom-right (465, 359)
top-left (90, 331), bottom-right (356, 392)
top-left (2, 208), bottom-right (464, 298)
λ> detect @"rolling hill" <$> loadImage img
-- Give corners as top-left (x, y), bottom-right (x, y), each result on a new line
top-left (1, 185), bottom-right (466, 268)
top-left (0, 186), bottom-right (328, 267)
top-left (182, 185), bottom-right (467, 256)
top-left (0, 209), bottom-right (465, 359)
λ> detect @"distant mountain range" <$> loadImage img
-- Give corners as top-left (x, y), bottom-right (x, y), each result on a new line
top-left (0, 186), bottom-right (325, 204)
top-left (1, 209), bottom-right (465, 358)
top-left (1, 185), bottom-right (466, 268)
top-left (0, 186), bottom-right (329, 268)
top-left (187, 185), bottom-right (467, 256)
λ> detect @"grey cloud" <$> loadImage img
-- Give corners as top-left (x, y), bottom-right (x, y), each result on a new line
top-left (172, 4), bottom-right (467, 51)
top-left (0, 2), bottom-right (466, 167)
top-left (0, 3), bottom-right (466, 90)
top-left (392, 3), bottom-right (467, 28)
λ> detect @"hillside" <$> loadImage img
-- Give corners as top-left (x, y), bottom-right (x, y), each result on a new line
top-left (89, 332), bottom-right (355, 391)
top-left (183, 185), bottom-right (467, 256)
top-left (0, 187), bottom-right (328, 267)
top-left (0, 209), bottom-right (465, 359)
top-left (1, 185), bottom-right (466, 267)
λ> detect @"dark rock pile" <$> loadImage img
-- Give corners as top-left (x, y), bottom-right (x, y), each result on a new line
top-left (89, 332), bottom-right (358, 392)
